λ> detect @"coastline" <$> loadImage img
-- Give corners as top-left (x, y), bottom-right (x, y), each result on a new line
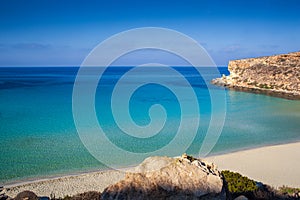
top-left (212, 78), bottom-right (300, 100)
top-left (2, 165), bottom-right (136, 188)
top-left (207, 141), bottom-right (300, 188)
top-left (4, 169), bottom-right (126, 198)
top-left (3, 141), bottom-right (300, 198)
top-left (211, 51), bottom-right (300, 100)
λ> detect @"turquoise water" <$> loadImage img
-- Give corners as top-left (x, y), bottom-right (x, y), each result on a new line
top-left (0, 67), bottom-right (299, 184)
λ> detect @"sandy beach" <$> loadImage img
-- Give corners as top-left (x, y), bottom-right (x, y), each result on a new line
top-left (3, 142), bottom-right (300, 198)
top-left (207, 142), bottom-right (300, 188)
top-left (3, 170), bottom-right (126, 198)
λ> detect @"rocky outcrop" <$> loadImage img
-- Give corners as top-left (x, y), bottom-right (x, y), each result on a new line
top-left (212, 51), bottom-right (300, 100)
top-left (101, 154), bottom-right (226, 200)
top-left (0, 186), bottom-right (11, 200)
top-left (0, 186), bottom-right (9, 200)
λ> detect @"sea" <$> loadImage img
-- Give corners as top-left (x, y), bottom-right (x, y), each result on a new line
top-left (0, 66), bottom-right (300, 185)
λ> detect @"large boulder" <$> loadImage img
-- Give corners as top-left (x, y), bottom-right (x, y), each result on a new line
top-left (102, 154), bottom-right (226, 199)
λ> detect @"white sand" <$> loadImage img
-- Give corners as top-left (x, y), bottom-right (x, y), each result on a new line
top-left (4, 142), bottom-right (300, 198)
top-left (4, 170), bottom-right (125, 198)
top-left (207, 142), bottom-right (300, 188)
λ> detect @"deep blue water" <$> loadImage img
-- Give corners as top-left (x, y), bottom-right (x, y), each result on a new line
top-left (0, 66), bottom-right (300, 184)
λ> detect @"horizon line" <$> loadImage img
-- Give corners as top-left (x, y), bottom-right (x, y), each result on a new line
top-left (0, 64), bottom-right (228, 67)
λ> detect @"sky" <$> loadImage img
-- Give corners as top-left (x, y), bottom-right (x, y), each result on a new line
top-left (0, 0), bottom-right (300, 66)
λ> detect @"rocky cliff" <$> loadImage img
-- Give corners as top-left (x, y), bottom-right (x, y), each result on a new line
top-left (212, 51), bottom-right (300, 100)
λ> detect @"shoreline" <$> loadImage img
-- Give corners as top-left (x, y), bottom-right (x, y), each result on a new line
top-left (3, 165), bottom-right (135, 188)
top-left (211, 51), bottom-right (300, 101)
top-left (206, 141), bottom-right (300, 188)
top-left (4, 139), bottom-right (300, 188)
top-left (207, 139), bottom-right (300, 157)
top-left (3, 168), bottom-right (113, 188)
top-left (3, 141), bottom-right (300, 198)
top-left (3, 169), bottom-right (126, 198)
top-left (211, 78), bottom-right (300, 100)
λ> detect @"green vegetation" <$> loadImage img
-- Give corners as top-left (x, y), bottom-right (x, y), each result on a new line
top-left (258, 83), bottom-right (274, 89)
top-left (222, 170), bottom-right (258, 194)
top-left (51, 191), bottom-right (101, 200)
top-left (279, 185), bottom-right (300, 196)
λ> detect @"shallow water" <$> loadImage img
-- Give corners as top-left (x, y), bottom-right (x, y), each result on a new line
top-left (0, 66), bottom-right (299, 184)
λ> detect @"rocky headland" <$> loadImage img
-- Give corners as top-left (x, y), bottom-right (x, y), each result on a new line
top-left (212, 51), bottom-right (300, 100)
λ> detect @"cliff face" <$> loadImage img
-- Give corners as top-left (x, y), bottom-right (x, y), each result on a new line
top-left (212, 51), bottom-right (300, 99)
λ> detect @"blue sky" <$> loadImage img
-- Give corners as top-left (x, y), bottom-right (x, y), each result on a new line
top-left (0, 0), bottom-right (300, 66)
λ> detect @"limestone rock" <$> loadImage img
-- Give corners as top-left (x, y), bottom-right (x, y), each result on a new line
top-left (212, 51), bottom-right (300, 100)
top-left (0, 187), bottom-right (10, 200)
top-left (234, 195), bottom-right (248, 200)
top-left (102, 154), bottom-right (226, 199)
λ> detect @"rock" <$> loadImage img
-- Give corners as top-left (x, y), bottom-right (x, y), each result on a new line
top-left (102, 154), bottom-right (226, 199)
top-left (292, 191), bottom-right (300, 198)
top-left (14, 191), bottom-right (38, 200)
top-left (132, 156), bottom-right (174, 173)
top-left (0, 187), bottom-right (8, 200)
top-left (0, 194), bottom-right (8, 200)
top-left (211, 51), bottom-right (300, 100)
top-left (234, 195), bottom-right (248, 200)
top-left (211, 78), bottom-right (227, 87)
top-left (64, 191), bottom-right (101, 200)
top-left (38, 197), bottom-right (50, 200)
